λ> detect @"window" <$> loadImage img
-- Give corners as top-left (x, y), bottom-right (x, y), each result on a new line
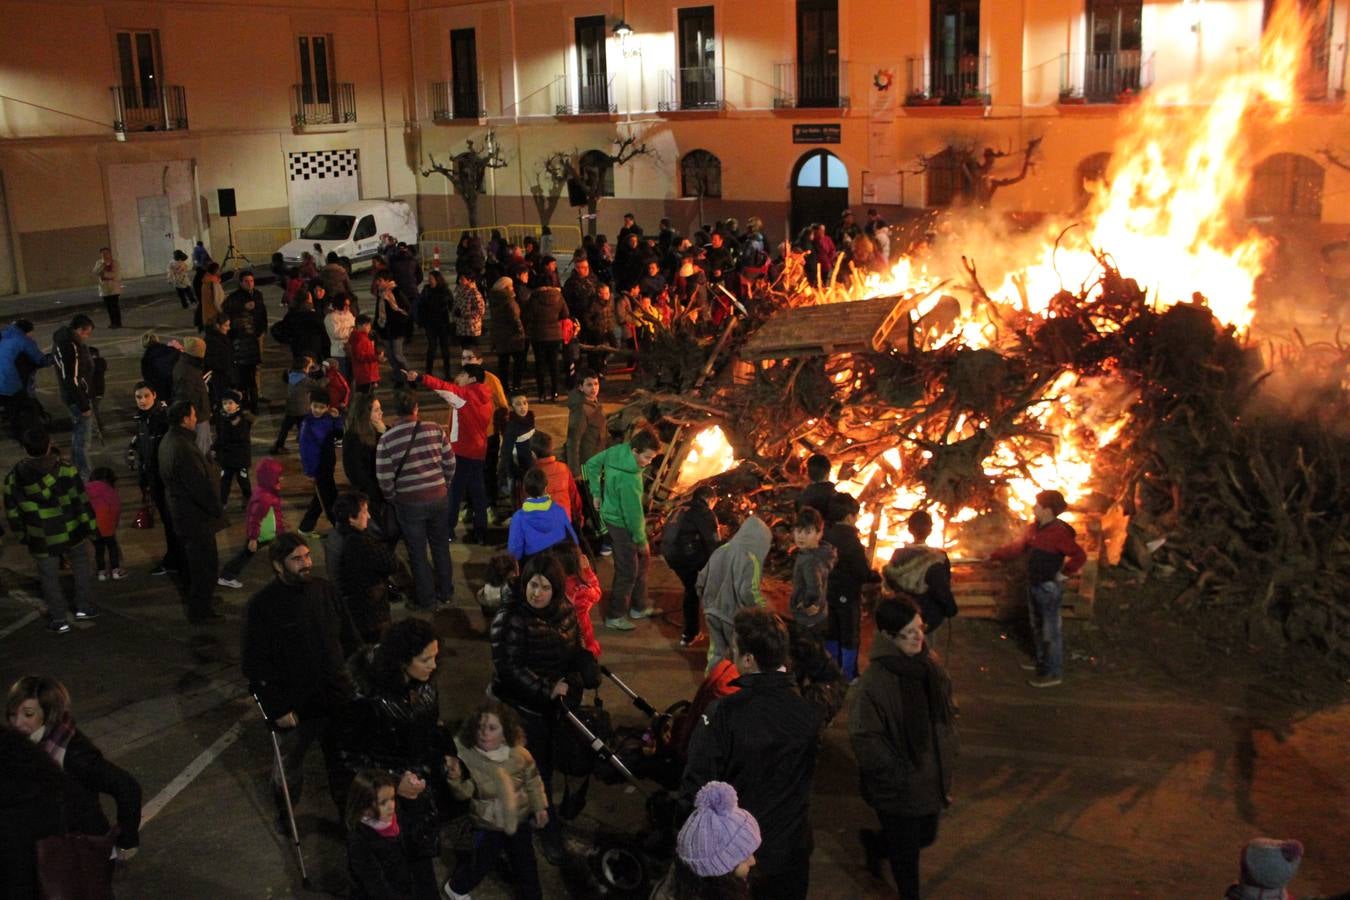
top-left (298, 34), bottom-right (334, 105)
top-left (1247, 154), bottom-right (1324, 220)
top-left (353, 215), bottom-right (377, 241)
top-left (678, 7), bottom-right (717, 109)
top-left (115, 30), bottom-right (162, 109)
top-left (579, 149), bottom-right (614, 198)
top-left (451, 29), bottom-right (480, 118)
top-left (930, 1), bottom-right (980, 100)
top-left (575, 16), bottom-right (610, 113)
top-left (1085, 1), bottom-right (1143, 100)
top-left (796, 0), bottom-right (840, 107)
top-left (681, 150), bottom-right (722, 198)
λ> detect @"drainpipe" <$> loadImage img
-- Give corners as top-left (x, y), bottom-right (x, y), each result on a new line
top-left (374, 0), bottom-right (395, 200)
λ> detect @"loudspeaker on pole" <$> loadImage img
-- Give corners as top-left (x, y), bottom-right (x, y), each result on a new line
top-left (217, 188), bottom-right (237, 218)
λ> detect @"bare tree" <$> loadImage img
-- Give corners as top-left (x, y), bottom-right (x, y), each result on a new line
top-left (1321, 147), bottom-right (1350, 173)
top-left (530, 152), bottom-right (570, 231)
top-left (682, 150), bottom-right (721, 230)
top-left (422, 134), bottom-right (508, 227)
top-left (914, 137), bottom-right (1043, 207)
top-left (543, 136), bottom-right (658, 235)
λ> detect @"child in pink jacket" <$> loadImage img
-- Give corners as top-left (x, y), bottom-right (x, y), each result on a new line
top-left (86, 467), bottom-right (125, 581)
top-left (217, 457), bottom-right (287, 589)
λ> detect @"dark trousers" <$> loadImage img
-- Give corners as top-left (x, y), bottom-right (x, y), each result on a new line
top-left (531, 340), bottom-right (561, 399)
top-left (447, 457), bottom-right (488, 539)
top-left (272, 415), bottom-right (303, 450)
top-left (497, 350), bottom-right (528, 393)
top-left (179, 533), bottom-right (219, 619)
top-left (299, 471), bottom-right (338, 532)
top-left (93, 535), bottom-right (121, 571)
top-left (673, 560), bottom-right (703, 640)
top-left (424, 328), bottom-right (452, 379)
top-left (518, 707), bottom-right (557, 824)
top-left (585, 348), bottom-right (610, 376)
top-left (873, 812), bottom-right (939, 900)
top-left (749, 850), bottom-right (811, 900)
top-left (826, 596), bottom-right (863, 649)
top-left (220, 543), bottom-right (257, 580)
top-left (220, 467), bottom-right (252, 506)
top-left (102, 294), bottom-right (122, 328)
top-left (484, 434), bottom-right (501, 508)
top-left (175, 286), bottom-right (195, 309)
top-left (151, 485), bottom-right (183, 572)
top-left (271, 714), bottom-right (347, 818)
top-left (235, 365), bottom-right (259, 413)
top-left (447, 827), bottom-right (542, 900)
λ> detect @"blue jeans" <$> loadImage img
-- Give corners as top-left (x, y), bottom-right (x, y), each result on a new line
top-left (37, 542), bottom-right (95, 624)
top-left (1028, 580), bottom-right (1064, 678)
top-left (384, 336), bottom-right (408, 385)
top-left (395, 497), bottom-right (453, 607)
top-left (67, 403), bottom-right (91, 480)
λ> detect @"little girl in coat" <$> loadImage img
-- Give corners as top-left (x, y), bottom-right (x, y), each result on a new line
top-left (217, 457), bottom-right (287, 588)
top-left (553, 540), bottom-right (601, 657)
top-left (86, 467), bottom-right (125, 580)
top-left (345, 769), bottom-right (414, 900)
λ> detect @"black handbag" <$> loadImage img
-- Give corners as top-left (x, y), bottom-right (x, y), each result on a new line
top-left (553, 693), bottom-right (613, 778)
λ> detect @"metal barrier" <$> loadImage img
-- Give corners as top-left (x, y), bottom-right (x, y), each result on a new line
top-left (232, 226), bottom-right (301, 264)
top-left (416, 224), bottom-right (584, 269)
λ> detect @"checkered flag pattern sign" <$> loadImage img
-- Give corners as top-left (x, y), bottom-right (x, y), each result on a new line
top-left (288, 149), bottom-right (359, 181)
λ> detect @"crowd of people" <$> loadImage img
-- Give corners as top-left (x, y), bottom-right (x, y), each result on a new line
top-left (0, 212), bottom-right (1334, 900)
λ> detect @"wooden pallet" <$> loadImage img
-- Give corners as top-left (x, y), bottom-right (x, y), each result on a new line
top-left (947, 516), bottom-right (1103, 620)
top-left (741, 293), bottom-right (923, 360)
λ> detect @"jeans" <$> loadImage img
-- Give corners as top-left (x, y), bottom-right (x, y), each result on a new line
top-left (605, 524), bottom-right (649, 619)
top-left (385, 336), bottom-right (409, 386)
top-left (179, 533), bottom-right (219, 620)
top-left (531, 340), bottom-right (561, 399)
top-left (67, 404), bottom-right (91, 481)
top-left (447, 457), bottom-right (488, 539)
top-left (299, 471), bottom-right (337, 533)
top-left (271, 714), bottom-right (347, 819)
top-left (36, 542), bottom-right (95, 624)
top-left (1028, 579), bottom-right (1064, 678)
top-left (395, 497), bottom-right (453, 607)
top-left (447, 826), bottom-right (542, 900)
top-left (93, 535), bottom-right (121, 571)
top-left (423, 328), bottom-right (452, 379)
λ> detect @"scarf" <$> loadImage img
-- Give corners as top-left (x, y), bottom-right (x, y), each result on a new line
top-left (877, 646), bottom-right (952, 767)
top-left (361, 810), bottom-right (400, 838)
top-left (36, 713), bottom-right (77, 768)
top-left (479, 743), bottom-right (511, 763)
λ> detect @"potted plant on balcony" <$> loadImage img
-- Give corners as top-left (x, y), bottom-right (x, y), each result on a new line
top-left (906, 91), bottom-right (942, 107)
top-left (960, 87), bottom-right (991, 106)
top-left (1115, 86), bottom-right (1137, 104)
top-left (1058, 90), bottom-right (1087, 105)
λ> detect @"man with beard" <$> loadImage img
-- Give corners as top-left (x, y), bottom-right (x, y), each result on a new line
top-left (241, 533), bottom-right (357, 827)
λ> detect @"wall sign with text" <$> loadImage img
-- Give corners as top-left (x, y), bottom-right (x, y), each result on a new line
top-left (792, 124), bottom-right (841, 144)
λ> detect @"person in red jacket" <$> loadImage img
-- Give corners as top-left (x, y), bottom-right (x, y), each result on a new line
top-left (323, 358), bottom-right (351, 413)
top-left (527, 430), bottom-right (583, 526)
top-left (347, 315), bottom-right (383, 394)
top-left (409, 363), bottom-right (493, 544)
top-left (990, 489), bottom-right (1086, 688)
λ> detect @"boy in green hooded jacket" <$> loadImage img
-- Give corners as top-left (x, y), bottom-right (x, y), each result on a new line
top-left (583, 427), bottom-right (661, 631)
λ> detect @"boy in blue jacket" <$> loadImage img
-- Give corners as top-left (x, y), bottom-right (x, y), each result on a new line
top-left (506, 465), bottom-right (577, 563)
top-left (298, 389), bottom-right (343, 535)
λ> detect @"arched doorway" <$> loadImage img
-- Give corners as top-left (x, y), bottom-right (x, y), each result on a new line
top-left (790, 149), bottom-right (848, 239)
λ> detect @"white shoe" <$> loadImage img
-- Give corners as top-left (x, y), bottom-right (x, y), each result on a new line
top-left (98, 572), bottom-right (109, 582)
top-left (442, 879), bottom-right (472, 900)
top-left (110, 568), bottom-right (128, 580)
top-left (217, 577), bottom-right (243, 589)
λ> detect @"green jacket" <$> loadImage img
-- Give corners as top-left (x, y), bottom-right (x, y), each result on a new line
top-left (4, 453), bottom-right (96, 558)
top-left (582, 443), bottom-right (647, 544)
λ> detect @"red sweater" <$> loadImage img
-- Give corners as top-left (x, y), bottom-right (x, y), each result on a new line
top-left (348, 330), bottom-right (380, 386)
top-left (325, 366), bottom-right (351, 409)
top-left (419, 374), bottom-right (492, 461)
top-left (991, 517), bottom-right (1087, 584)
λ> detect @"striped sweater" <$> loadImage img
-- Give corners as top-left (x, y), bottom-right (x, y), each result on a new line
top-left (375, 419), bottom-right (455, 504)
top-left (4, 453), bottom-right (96, 557)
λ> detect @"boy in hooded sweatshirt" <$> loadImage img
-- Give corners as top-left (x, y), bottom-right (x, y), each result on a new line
top-left (583, 427), bottom-right (661, 630)
top-left (271, 355), bottom-right (323, 453)
top-left (217, 457), bottom-right (286, 588)
top-left (507, 466), bottom-right (578, 563)
top-left (790, 506), bottom-right (836, 638)
top-left (696, 514), bottom-right (771, 671)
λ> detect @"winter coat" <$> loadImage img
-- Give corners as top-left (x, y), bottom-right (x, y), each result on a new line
top-left (562, 271), bottom-right (599, 327)
top-left (243, 457), bottom-right (286, 542)
top-left (222, 287), bottom-right (268, 340)
top-left (51, 326), bottom-right (94, 412)
top-left (214, 412), bottom-right (254, 469)
top-left (498, 410), bottom-right (536, 482)
top-left (286, 368), bottom-right (323, 418)
top-left (326, 366), bottom-right (352, 410)
top-left (0, 728), bottom-right (66, 900)
top-left (299, 413), bottom-right (343, 478)
top-left (564, 389), bottom-right (607, 478)
top-left (275, 307), bottom-right (330, 364)
top-left (683, 670), bottom-right (822, 874)
top-left (134, 401), bottom-right (170, 490)
top-left (374, 288), bottom-right (413, 340)
top-left (847, 637), bottom-right (956, 818)
top-left (242, 575), bottom-right (355, 723)
top-left (139, 342), bottom-right (180, 402)
top-left (348, 330), bottom-right (381, 386)
top-left (203, 328), bottom-right (235, 387)
top-left (343, 432), bottom-right (385, 509)
top-left (791, 542), bottom-right (837, 630)
top-left (451, 283), bottom-right (486, 338)
top-left (823, 521), bottom-right (880, 605)
top-left (85, 479), bottom-right (121, 539)
top-left (582, 294), bottom-right (616, 342)
top-left (56, 727), bottom-right (143, 850)
top-left (796, 480), bottom-right (841, 524)
top-left (199, 276), bottom-right (225, 328)
top-left (448, 736), bottom-right (547, 833)
top-left (581, 443), bottom-right (647, 542)
top-left (346, 819), bottom-right (413, 900)
top-left (487, 281), bottom-right (527, 354)
top-left (565, 569), bottom-right (602, 658)
top-left (3, 452), bottom-right (96, 557)
top-left (522, 286), bottom-right (569, 343)
top-left (991, 517), bottom-right (1088, 585)
top-left (698, 516), bottom-right (770, 625)
top-left (489, 593), bottom-right (598, 716)
top-left (325, 309), bottom-right (356, 358)
top-left (171, 354), bottom-right (210, 420)
top-left (885, 545), bottom-right (958, 628)
top-left (661, 501), bottom-right (720, 570)
top-left (418, 283), bottom-right (452, 332)
top-left (389, 250), bottom-right (423, 302)
top-left (230, 325), bottom-right (262, 369)
top-left (533, 456), bottom-right (581, 524)
top-left (506, 497), bottom-right (578, 561)
top-left (336, 525), bottom-right (401, 644)
top-left (342, 649), bottom-right (450, 791)
top-left (93, 257), bottom-right (122, 296)
top-left (157, 425), bottom-right (226, 540)
top-left (418, 374), bottom-right (492, 461)
top-left (0, 325), bottom-right (47, 397)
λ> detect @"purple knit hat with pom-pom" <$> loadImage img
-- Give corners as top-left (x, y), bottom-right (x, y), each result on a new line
top-left (677, 781), bottom-right (762, 878)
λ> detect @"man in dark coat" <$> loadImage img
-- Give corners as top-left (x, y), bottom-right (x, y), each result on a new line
top-left (562, 255), bottom-right (599, 329)
top-left (157, 399), bottom-right (226, 623)
top-left (683, 608), bottom-right (822, 900)
top-left (241, 532), bottom-right (356, 823)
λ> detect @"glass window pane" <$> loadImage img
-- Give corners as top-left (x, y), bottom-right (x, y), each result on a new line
top-left (298, 37), bottom-right (313, 103)
top-left (826, 154), bottom-right (847, 187)
top-left (136, 33), bottom-right (158, 106)
top-left (313, 36), bottom-right (331, 104)
top-left (116, 33), bottom-right (137, 102)
top-left (798, 155), bottom-right (821, 187)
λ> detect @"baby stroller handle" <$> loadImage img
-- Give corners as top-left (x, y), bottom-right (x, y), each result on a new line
top-left (558, 701), bottom-right (647, 794)
top-left (599, 666), bottom-right (657, 718)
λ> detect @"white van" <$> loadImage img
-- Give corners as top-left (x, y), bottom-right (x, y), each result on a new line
top-left (278, 199), bottom-right (418, 271)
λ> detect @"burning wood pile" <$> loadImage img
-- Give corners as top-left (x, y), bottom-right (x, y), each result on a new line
top-left (613, 1), bottom-right (1350, 677)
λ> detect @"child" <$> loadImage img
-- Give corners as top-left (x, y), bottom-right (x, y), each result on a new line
top-left (527, 430), bottom-right (582, 525)
top-left (991, 489), bottom-right (1087, 688)
top-left (85, 466), bottom-right (126, 581)
top-left (796, 452), bottom-right (841, 525)
top-left (444, 701), bottom-right (547, 900)
top-left (659, 484), bottom-right (720, 647)
top-left (552, 540), bottom-right (601, 658)
top-left (214, 389), bottom-right (254, 508)
top-left (345, 769), bottom-right (414, 900)
top-left (348, 315), bottom-right (383, 394)
top-left (271, 355), bottom-right (322, 453)
top-left (506, 466), bottom-right (578, 563)
top-left (477, 553), bottom-right (518, 630)
top-left (298, 390), bottom-right (344, 535)
top-left (324, 357), bottom-right (352, 414)
top-left (217, 457), bottom-right (286, 589)
top-left (650, 781), bottom-right (761, 900)
top-left (499, 394), bottom-right (536, 506)
top-left (883, 510), bottom-right (957, 631)
top-left (697, 514), bottom-right (771, 671)
top-left (789, 506), bottom-right (835, 637)
top-left (822, 493), bottom-right (881, 683)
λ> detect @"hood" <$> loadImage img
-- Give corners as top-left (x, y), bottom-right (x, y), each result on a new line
top-left (520, 496), bottom-right (557, 523)
top-left (797, 542), bottom-right (837, 569)
top-left (13, 453), bottom-right (61, 485)
top-left (255, 457), bottom-right (283, 493)
top-left (53, 325), bottom-right (75, 346)
top-left (728, 515), bottom-right (771, 563)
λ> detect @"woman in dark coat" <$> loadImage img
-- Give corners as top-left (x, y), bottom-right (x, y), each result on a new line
top-left (846, 596), bottom-right (956, 900)
top-left (521, 286), bottom-right (569, 402)
top-left (489, 554), bottom-right (598, 862)
top-left (6, 676), bottom-right (142, 895)
top-left (488, 275), bottom-right (528, 395)
top-left (341, 618), bottom-right (450, 900)
top-left (417, 270), bottom-right (454, 379)
top-left (343, 393), bottom-right (389, 528)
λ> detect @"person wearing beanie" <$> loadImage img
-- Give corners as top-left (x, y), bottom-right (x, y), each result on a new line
top-left (1226, 838), bottom-right (1304, 900)
top-left (652, 781), bottom-right (760, 900)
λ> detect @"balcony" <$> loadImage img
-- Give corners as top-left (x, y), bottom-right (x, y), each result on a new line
top-left (430, 78), bottom-right (485, 122)
top-left (554, 72), bottom-right (616, 116)
top-left (1059, 51), bottom-right (1154, 103)
top-left (772, 60), bottom-right (850, 109)
top-left (110, 84), bottom-right (188, 134)
top-left (291, 83), bottom-right (357, 128)
top-left (905, 54), bottom-right (990, 105)
top-left (657, 66), bottom-right (723, 112)
top-left (1237, 41), bottom-right (1346, 101)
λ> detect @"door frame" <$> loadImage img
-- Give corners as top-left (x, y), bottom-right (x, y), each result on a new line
top-left (789, 148), bottom-right (849, 238)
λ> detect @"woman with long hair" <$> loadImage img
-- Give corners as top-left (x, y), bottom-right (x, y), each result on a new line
top-left (344, 392), bottom-right (389, 526)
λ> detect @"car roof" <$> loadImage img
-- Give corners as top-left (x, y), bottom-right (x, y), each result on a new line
top-left (331, 199), bottom-right (408, 217)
